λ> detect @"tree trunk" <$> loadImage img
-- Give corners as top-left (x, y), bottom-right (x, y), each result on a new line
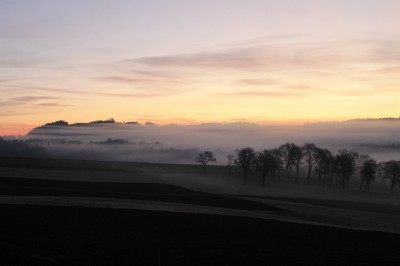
top-left (243, 169), bottom-right (248, 184)
top-left (359, 178), bottom-right (364, 190)
top-left (341, 173), bottom-right (346, 189)
top-left (295, 164), bottom-right (299, 183)
top-left (307, 163), bottom-right (312, 184)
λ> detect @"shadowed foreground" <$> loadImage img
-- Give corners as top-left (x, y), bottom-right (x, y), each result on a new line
top-left (1, 158), bottom-right (400, 265)
top-left (1, 205), bottom-right (400, 266)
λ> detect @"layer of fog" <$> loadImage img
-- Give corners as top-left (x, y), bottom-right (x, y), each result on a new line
top-left (2, 161), bottom-right (400, 234)
top-left (4, 120), bottom-right (400, 164)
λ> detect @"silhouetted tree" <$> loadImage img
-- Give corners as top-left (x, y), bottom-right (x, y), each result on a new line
top-left (270, 148), bottom-right (284, 178)
top-left (278, 143), bottom-right (292, 176)
top-left (0, 139), bottom-right (46, 158)
top-left (359, 159), bottom-right (377, 191)
top-left (302, 143), bottom-right (318, 184)
top-left (236, 147), bottom-right (256, 184)
top-left (314, 148), bottom-right (334, 186)
top-left (380, 160), bottom-right (400, 193)
top-left (90, 118), bottom-right (116, 124)
top-left (44, 120), bottom-right (69, 127)
top-left (256, 149), bottom-right (280, 186)
top-left (195, 151), bottom-right (216, 174)
top-left (289, 144), bottom-right (303, 182)
top-left (335, 149), bottom-right (357, 189)
top-left (354, 153), bottom-right (372, 172)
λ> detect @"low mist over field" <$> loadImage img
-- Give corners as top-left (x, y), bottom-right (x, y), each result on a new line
top-left (2, 118), bottom-right (399, 163)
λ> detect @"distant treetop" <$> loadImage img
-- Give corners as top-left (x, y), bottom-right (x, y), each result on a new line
top-left (349, 117), bottom-right (400, 121)
top-left (89, 118), bottom-right (116, 124)
top-left (44, 120), bottom-right (69, 126)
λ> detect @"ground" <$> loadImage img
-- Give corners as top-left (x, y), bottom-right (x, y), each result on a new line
top-left (1, 157), bottom-right (400, 265)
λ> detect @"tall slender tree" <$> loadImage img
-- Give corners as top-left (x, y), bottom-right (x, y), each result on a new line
top-left (289, 144), bottom-right (303, 182)
top-left (302, 143), bottom-right (318, 184)
top-left (314, 148), bottom-right (334, 186)
top-left (278, 143), bottom-right (292, 176)
top-left (360, 159), bottom-right (377, 191)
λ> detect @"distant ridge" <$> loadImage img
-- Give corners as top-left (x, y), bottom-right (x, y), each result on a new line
top-left (30, 116), bottom-right (400, 134)
top-left (349, 117), bottom-right (400, 121)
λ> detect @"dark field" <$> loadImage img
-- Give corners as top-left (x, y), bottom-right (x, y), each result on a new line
top-left (2, 205), bottom-right (400, 266)
top-left (1, 158), bottom-right (400, 265)
top-left (0, 176), bottom-right (281, 212)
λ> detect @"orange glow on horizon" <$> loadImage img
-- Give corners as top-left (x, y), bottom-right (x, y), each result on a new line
top-left (0, 124), bottom-right (36, 137)
top-left (0, 115), bottom-right (390, 137)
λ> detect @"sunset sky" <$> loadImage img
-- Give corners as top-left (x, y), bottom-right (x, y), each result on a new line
top-left (1, 0), bottom-right (400, 135)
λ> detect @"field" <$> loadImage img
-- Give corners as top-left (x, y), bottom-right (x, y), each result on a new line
top-left (1, 157), bottom-right (400, 265)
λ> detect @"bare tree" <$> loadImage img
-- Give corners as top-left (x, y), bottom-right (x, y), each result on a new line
top-left (270, 148), bottom-right (284, 178)
top-left (314, 148), bottom-right (334, 186)
top-left (302, 143), bottom-right (318, 184)
top-left (290, 144), bottom-right (303, 182)
top-left (278, 143), bottom-right (292, 176)
top-left (360, 159), bottom-right (377, 191)
top-left (380, 160), bottom-right (400, 193)
top-left (195, 151), bottom-right (216, 174)
top-left (236, 147), bottom-right (256, 184)
top-left (256, 149), bottom-right (281, 186)
top-left (335, 149), bottom-right (357, 189)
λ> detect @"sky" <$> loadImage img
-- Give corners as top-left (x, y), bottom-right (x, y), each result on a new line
top-left (1, 0), bottom-right (400, 135)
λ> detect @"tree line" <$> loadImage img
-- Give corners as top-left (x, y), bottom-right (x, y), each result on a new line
top-left (195, 143), bottom-right (400, 193)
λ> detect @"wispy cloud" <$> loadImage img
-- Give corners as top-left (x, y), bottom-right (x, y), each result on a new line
top-left (0, 57), bottom-right (55, 68)
top-left (93, 37), bottom-right (400, 107)
top-left (121, 48), bottom-right (266, 71)
top-left (371, 41), bottom-right (400, 63)
top-left (237, 78), bottom-right (281, 86)
top-left (95, 76), bottom-right (184, 85)
top-left (218, 90), bottom-right (308, 97)
top-left (114, 39), bottom-right (400, 74)
top-left (335, 89), bottom-right (377, 96)
top-left (221, 34), bottom-right (306, 48)
top-left (0, 96), bottom-right (61, 106)
top-left (95, 76), bottom-right (155, 84)
top-left (12, 96), bottom-right (58, 102)
top-left (36, 102), bottom-right (70, 107)
top-left (371, 66), bottom-right (400, 74)
top-left (98, 91), bottom-right (177, 99)
top-left (4, 85), bottom-right (84, 95)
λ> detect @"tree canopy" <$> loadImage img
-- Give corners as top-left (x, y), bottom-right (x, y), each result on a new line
top-left (195, 151), bottom-right (216, 174)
